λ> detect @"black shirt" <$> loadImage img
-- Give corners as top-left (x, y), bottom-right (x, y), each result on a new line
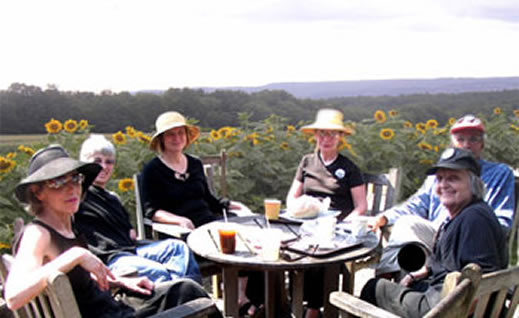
top-left (75, 186), bottom-right (136, 264)
top-left (295, 152), bottom-right (364, 214)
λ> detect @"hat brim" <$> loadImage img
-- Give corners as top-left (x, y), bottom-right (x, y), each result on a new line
top-left (450, 126), bottom-right (485, 134)
top-left (300, 123), bottom-right (353, 135)
top-left (15, 158), bottom-right (101, 203)
top-left (150, 123), bottom-right (200, 152)
top-left (426, 162), bottom-right (479, 176)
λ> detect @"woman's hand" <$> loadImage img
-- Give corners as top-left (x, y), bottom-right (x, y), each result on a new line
top-left (153, 210), bottom-right (195, 229)
top-left (74, 247), bottom-right (115, 291)
top-left (112, 276), bottom-right (154, 296)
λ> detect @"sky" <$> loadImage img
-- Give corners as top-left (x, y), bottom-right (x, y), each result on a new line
top-left (1, 0), bottom-right (519, 93)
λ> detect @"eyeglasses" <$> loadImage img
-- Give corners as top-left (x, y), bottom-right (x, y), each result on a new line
top-left (453, 134), bottom-right (483, 145)
top-left (93, 157), bottom-right (115, 165)
top-left (46, 173), bottom-right (85, 189)
top-left (317, 130), bottom-right (340, 138)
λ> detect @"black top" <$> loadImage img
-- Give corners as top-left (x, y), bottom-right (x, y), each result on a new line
top-left (32, 220), bottom-right (134, 318)
top-left (426, 200), bottom-right (507, 298)
top-left (75, 186), bottom-right (136, 264)
top-left (141, 154), bottom-right (224, 227)
top-left (295, 152), bottom-right (364, 214)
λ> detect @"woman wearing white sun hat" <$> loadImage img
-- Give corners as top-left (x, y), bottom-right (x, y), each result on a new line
top-left (286, 108), bottom-right (368, 318)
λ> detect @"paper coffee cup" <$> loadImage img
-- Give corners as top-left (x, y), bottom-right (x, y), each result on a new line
top-left (350, 216), bottom-right (369, 237)
top-left (261, 228), bottom-right (281, 261)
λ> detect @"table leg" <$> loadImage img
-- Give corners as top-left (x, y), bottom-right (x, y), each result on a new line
top-left (322, 264), bottom-right (340, 318)
top-left (264, 270), bottom-right (277, 318)
top-left (222, 267), bottom-right (239, 318)
top-left (290, 270), bottom-right (304, 318)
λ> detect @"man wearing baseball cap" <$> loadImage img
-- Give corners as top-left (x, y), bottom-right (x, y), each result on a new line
top-left (370, 114), bottom-right (515, 280)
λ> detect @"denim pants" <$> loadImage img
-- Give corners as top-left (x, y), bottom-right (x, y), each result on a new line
top-left (108, 239), bottom-right (202, 284)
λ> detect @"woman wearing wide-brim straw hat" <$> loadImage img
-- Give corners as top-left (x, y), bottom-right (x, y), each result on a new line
top-left (5, 144), bottom-right (215, 317)
top-left (286, 109), bottom-right (367, 318)
top-left (141, 111), bottom-right (256, 314)
top-left (141, 111), bottom-right (251, 230)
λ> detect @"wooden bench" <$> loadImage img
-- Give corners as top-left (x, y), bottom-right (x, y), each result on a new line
top-left (0, 254), bottom-right (218, 318)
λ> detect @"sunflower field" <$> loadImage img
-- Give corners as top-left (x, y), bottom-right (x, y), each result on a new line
top-left (1, 108), bottom-right (518, 252)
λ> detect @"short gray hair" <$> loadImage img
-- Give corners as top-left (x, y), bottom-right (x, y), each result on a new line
top-left (80, 134), bottom-right (116, 162)
top-left (469, 171), bottom-right (486, 200)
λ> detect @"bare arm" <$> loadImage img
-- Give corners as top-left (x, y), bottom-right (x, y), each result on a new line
top-left (151, 210), bottom-right (195, 229)
top-left (4, 225), bottom-right (114, 310)
top-left (286, 178), bottom-right (304, 207)
top-left (345, 184), bottom-right (368, 219)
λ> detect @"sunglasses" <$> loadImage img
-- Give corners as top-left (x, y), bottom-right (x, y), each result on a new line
top-left (46, 173), bottom-right (85, 189)
top-left (316, 130), bottom-right (340, 138)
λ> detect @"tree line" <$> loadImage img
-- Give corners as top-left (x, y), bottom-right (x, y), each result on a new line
top-left (1, 82), bottom-right (519, 134)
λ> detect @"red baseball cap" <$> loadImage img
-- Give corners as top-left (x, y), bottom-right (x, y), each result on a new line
top-left (450, 115), bottom-right (485, 134)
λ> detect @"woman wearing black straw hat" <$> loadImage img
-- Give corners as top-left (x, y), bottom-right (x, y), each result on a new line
top-left (3, 144), bottom-right (221, 318)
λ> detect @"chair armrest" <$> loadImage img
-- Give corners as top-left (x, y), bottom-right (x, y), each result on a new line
top-left (329, 291), bottom-right (400, 318)
top-left (148, 297), bottom-right (218, 318)
top-left (152, 223), bottom-right (192, 240)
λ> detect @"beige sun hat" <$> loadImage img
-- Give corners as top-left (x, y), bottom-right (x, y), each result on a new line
top-left (150, 111), bottom-right (201, 152)
top-left (300, 108), bottom-right (353, 135)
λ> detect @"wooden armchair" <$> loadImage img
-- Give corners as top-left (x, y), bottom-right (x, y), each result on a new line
top-left (332, 263), bottom-right (519, 318)
top-left (331, 263), bottom-right (482, 318)
top-left (0, 254), bottom-right (218, 318)
top-left (342, 171), bottom-right (398, 293)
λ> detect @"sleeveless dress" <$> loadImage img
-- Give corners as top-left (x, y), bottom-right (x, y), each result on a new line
top-left (32, 220), bottom-right (135, 318)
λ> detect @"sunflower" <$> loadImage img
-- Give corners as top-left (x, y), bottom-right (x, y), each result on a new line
top-left (265, 126), bottom-right (273, 134)
top-left (514, 110), bottom-right (519, 118)
top-left (379, 128), bottom-right (395, 140)
top-left (403, 121), bottom-right (413, 129)
top-left (307, 136), bottom-right (316, 144)
top-left (280, 142), bottom-right (289, 150)
top-left (63, 119), bottom-right (78, 133)
top-left (79, 119), bottom-right (89, 130)
top-left (112, 131), bottom-right (126, 145)
top-left (337, 137), bottom-right (352, 152)
top-left (388, 110), bottom-right (398, 117)
top-left (374, 110), bottom-right (386, 123)
top-left (448, 117), bottom-right (456, 125)
top-left (418, 141), bottom-right (433, 151)
top-left (426, 119), bottom-right (438, 130)
top-left (493, 107), bottom-right (502, 115)
top-left (416, 123), bottom-right (426, 131)
top-left (126, 126), bottom-right (137, 138)
top-left (419, 159), bottom-right (434, 165)
top-left (244, 132), bottom-right (259, 146)
top-left (0, 156), bottom-right (16, 173)
top-left (287, 125), bottom-right (296, 132)
top-left (0, 242), bottom-right (10, 250)
top-left (6, 152), bottom-right (16, 159)
top-left (18, 145), bottom-right (35, 156)
top-left (135, 131), bottom-right (150, 144)
top-left (118, 178), bottom-right (134, 192)
top-left (210, 130), bottom-right (221, 140)
top-left (45, 118), bottom-right (62, 134)
top-left (218, 127), bottom-right (233, 139)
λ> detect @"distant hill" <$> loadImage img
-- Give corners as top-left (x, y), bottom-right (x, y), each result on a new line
top-left (199, 77), bottom-right (519, 99)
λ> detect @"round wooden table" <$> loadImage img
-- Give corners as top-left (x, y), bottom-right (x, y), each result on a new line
top-left (187, 215), bottom-right (380, 318)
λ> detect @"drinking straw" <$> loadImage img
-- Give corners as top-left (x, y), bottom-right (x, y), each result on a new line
top-left (253, 218), bottom-right (264, 229)
top-left (265, 215), bottom-right (271, 228)
top-left (208, 229), bottom-right (220, 252)
top-left (223, 206), bottom-right (228, 223)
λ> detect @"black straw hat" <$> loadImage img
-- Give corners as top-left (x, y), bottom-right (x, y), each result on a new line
top-left (15, 144), bottom-right (101, 203)
top-left (427, 148), bottom-right (480, 176)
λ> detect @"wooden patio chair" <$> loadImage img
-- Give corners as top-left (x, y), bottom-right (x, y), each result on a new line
top-left (342, 171), bottom-right (399, 293)
top-left (0, 253), bottom-right (218, 318)
top-left (331, 263), bottom-right (482, 318)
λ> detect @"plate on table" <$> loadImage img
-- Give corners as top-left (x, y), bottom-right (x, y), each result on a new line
top-left (279, 209), bottom-right (341, 223)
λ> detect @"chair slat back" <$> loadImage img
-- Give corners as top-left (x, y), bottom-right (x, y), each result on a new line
top-left (363, 173), bottom-right (396, 216)
top-left (471, 265), bottom-right (519, 318)
top-left (508, 177), bottom-right (519, 264)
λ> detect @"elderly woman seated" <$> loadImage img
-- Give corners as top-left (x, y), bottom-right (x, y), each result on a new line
top-left (4, 144), bottom-right (221, 318)
top-left (359, 147), bottom-right (508, 317)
